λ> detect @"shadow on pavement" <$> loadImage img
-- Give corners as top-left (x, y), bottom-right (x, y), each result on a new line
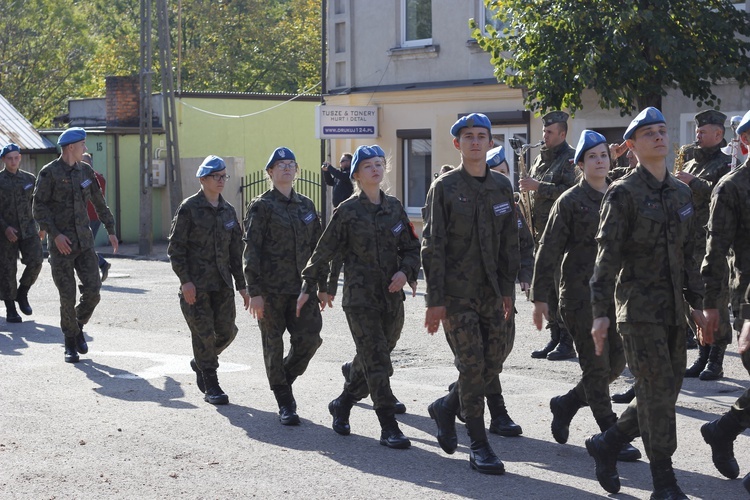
top-left (0, 320), bottom-right (61, 355)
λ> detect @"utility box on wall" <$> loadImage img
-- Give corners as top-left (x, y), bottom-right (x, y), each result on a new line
top-left (152, 160), bottom-right (166, 187)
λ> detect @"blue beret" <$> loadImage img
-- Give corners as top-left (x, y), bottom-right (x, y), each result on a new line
top-left (1, 143), bottom-right (21, 158)
top-left (486, 146), bottom-right (506, 168)
top-left (196, 155), bottom-right (227, 177)
top-left (450, 113), bottom-right (492, 138)
top-left (736, 110), bottom-right (750, 136)
top-left (574, 130), bottom-right (608, 164)
top-left (623, 107), bottom-right (665, 140)
top-left (265, 147), bottom-right (296, 170)
top-left (58, 127), bottom-right (87, 146)
top-left (351, 144), bottom-right (385, 178)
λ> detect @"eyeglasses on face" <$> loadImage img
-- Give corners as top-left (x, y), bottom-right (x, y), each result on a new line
top-left (274, 162), bottom-right (297, 170)
top-left (208, 174), bottom-right (229, 181)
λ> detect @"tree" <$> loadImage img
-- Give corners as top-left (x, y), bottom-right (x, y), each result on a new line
top-left (472, 0), bottom-right (750, 115)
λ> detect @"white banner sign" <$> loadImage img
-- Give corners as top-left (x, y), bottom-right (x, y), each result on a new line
top-left (315, 105), bottom-right (378, 139)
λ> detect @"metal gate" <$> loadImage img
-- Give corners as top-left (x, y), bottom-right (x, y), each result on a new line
top-left (240, 169), bottom-right (323, 211)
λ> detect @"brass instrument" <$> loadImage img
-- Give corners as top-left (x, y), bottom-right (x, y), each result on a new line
top-left (730, 115), bottom-right (742, 171)
top-left (510, 138), bottom-right (543, 235)
top-left (673, 141), bottom-right (697, 174)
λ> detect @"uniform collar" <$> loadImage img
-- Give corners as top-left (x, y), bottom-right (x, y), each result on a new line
top-left (580, 177), bottom-right (608, 201)
top-left (271, 186), bottom-right (301, 203)
top-left (457, 163), bottom-right (501, 191)
top-left (635, 163), bottom-right (676, 191)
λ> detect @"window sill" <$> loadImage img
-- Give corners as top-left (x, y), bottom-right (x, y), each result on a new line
top-left (387, 44), bottom-right (440, 61)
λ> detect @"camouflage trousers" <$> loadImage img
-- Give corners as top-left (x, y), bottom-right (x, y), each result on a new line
top-left (179, 287), bottom-right (238, 373)
top-left (483, 300), bottom-right (516, 397)
top-left (0, 235), bottom-right (43, 300)
top-left (444, 294), bottom-right (513, 420)
top-left (729, 333), bottom-right (750, 428)
top-left (615, 323), bottom-right (686, 462)
top-left (258, 293), bottom-right (322, 389)
top-left (560, 301), bottom-right (625, 421)
top-left (49, 246), bottom-right (101, 338)
top-left (343, 304), bottom-right (404, 411)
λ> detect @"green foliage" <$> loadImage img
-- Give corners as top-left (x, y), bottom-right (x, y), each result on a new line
top-left (0, 0), bottom-right (321, 128)
top-left (472, 0), bottom-right (750, 115)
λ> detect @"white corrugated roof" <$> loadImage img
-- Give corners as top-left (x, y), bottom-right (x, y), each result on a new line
top-left (0, 94), bottom-right (55, 150)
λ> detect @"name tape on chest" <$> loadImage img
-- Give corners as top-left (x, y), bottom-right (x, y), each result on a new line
top-left (677, 202), bottom-right (694, 222)
top-left (24, 183), bottom-right (33, 190)
top-left (80, 178), bottom-right (93, 189)
top-left (224, 219), bottom-right (236, 230)
top-left (302, 211), bottom-right (316, 225)
top-left (391, 221), bottom-right (404, 236)
top-left (493, 201), bottom-right (512, 216)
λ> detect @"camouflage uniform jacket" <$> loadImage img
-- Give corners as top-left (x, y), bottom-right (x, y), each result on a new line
top-left (301, 190), bottom-right (420, 312)
top-left (702, 161), bottom-right (750, 309)
top-left (0, 168), bottom-right (38, 239)
top-left (168, 190), bottom-right (245, 292)
top-left (528, 141), bottom-right (577, 239)
top-left (530, 178), bottom-right (605, 304)
top-left (682, 143), bottom-right (731, 258)
top-left (516, 203), bottom-right (534, 284)
top-left (590, 165), bottom-right (704, 325)
top-left (421, 166), bottom-right (519, 307)
top-left (608, 166), bottom-right (635, 182)
top-left (243, 187), bottom-right (324, 296)
top-left (33, 158), bottom-right (115, 252)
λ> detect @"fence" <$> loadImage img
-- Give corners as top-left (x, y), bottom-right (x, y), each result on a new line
top-left (239, 169), bottom-right (323, 212)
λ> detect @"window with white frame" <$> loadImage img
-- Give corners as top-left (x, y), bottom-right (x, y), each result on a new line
top-left (402, 135), bottom-right (432, 213)
top-left (481, 1), bottom-right (508, 36)
top-left (402, 0), bottom-right (432, 47)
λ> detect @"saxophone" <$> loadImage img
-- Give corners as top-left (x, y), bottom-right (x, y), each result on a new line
top-left (673, 142), bottom-right (696, 173)
top-left (510, 138), bottom-right (543, 233)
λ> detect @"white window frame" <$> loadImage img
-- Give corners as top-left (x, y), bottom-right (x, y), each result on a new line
top-left (480, 1), bottom-right (509, 37)
top-left (401, 0), bottom-right (432, 47)
top-left (403, 137), bottom-right (432, 215)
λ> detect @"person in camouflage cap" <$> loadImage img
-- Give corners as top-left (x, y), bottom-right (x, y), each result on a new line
top-left (530, 130), bottom-right (640, 462)
top-left (244, 147), bottom-right (324, 425)
top-left (297, 144), bottom-right (420, 450)
top-left (700, 109), bottom-right (750, 494)
top-left (33, 128), bottom-right (118, 364)
top-left (422, 113), bottom-right (519, 475)
top-left (521, 111), bottom-right (579, 361)
top-left (586, 108), bottom-right (705, 498)
top-left (676, 109), bottom-right (732, 381)
top-left (168, 155), bottom-right (248, 405)
top-left (0, 143), bottom-right (43, 324)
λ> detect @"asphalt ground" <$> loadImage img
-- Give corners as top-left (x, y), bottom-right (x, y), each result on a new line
top-left (0, 245), bottom-right (748, 499)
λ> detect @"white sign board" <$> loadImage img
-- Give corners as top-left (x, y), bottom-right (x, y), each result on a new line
top-left (316, 105), bottom-right (378, 139)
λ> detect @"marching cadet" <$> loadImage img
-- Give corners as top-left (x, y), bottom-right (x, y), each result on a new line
top-left (586, 108), bottom-right (705, 498)
top-left (33, 128), bottom-right (118, 363)
top-left (521, 111), bottom-right (578, 361)
top-left (423, 114), bottom-right (519, 474)
top-left (244, 147), bottom-right (324, 425)
top-left (700, 109), bottom-right (750, 495)
top-left (529, 130), bottom-right (640, 461)
top-left (168, 155), bottom-right (248, 405)
top-left (297, 144), bottom-right (420, 449)
top-left (0, 143), bottom-right (43, 323)
top-left (676, 110), bottom-right (732, 381)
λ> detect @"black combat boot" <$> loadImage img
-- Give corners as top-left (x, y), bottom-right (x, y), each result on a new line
top-left (341, 362), bottom-right (405, 414)
top-left (75, 322), bottom-right (88, 354)
top-left (328, 391), bottom-right (354, 436)
top-left (701, 412), bottom-right (744, 479)
top-left (531, 323), bottom-right (559, 358)
top-left (15, 285), bottom-right (32, 315)
top-left (202, 371), bottom-right (229, 405)
top-left (550, 389), bottom-right (586, 444)
top-left (585, 425), bottom-right (627, 493)
top-left (376, 408), bottom-right (410, 449)
top-left (487, 393), bottom-right (522, 436)
top-left (4, 300), bottom-right (22, 323)
top-left (427, 385), bottom-right (460, 454)
top-left (190, 359), bottom-right (205, 393)
top-left (685, 344), bottom-right (709, 377)
top-left (64, 336), bottom-right (79, 363)
top-left (466, 417), bottom-right (504, 475)
top-left (273, 385), bottom-right (300, 425)
top-left (699, 344), bottom-right (725, 381)
top-left (649, 459), bottom-right (688, 499)
top-left (595, 415), bottom-right (642, 462)
top-left (611, 386), bottom-right (635, 404)
top-left (547, 327), bottom-right (576, 360)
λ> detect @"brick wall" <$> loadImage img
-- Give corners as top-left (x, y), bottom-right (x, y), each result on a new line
top-left (105, 75), bottom-right (140, 127)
